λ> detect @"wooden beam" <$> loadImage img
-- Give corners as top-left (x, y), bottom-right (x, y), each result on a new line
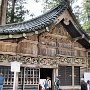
top-left (46, 33), bottom-right (68, 39)
top-left (73, 34), bottom-right (85, 42)
top-left (0, 32), bottom-right (35, 39)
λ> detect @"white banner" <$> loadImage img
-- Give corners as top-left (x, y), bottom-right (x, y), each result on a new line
top-left (11, 61), bottom-right (21, 72)
top-left (84, 72), bottom-right (90, 82)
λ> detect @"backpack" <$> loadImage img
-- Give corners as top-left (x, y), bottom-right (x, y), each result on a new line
top-left (44, 81), bottom-right (48, 89)
top-left (56, 79), bottom-right (60, 86)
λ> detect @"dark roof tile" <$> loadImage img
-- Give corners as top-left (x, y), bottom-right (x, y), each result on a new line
top-left (0, 1), bottom-right (68, 34)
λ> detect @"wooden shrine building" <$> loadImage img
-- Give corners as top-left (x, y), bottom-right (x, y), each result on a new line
top-left (0, 0), bottom-right (90, 90)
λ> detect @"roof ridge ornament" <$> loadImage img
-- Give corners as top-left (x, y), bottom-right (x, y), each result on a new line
top-left (63, 18), bottom-right (69, 25)
top-left (23, 33), bottom-right (27, 38)
top-left (9, 34), bottom-right (13, 38)
top-left (46, 27), bottom-right (49, 32)
top-left (35, 31), bottom-right (38, 34)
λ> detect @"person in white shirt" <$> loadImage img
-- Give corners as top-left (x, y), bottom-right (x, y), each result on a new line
top-left (43, 77), bottom-right (51, 90)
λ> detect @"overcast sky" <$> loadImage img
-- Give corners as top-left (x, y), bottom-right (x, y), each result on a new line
top-left (73, 0), bottom-right (83, 7)
top-left (24, 0), bottom-right (83, 20)
top-left (24, 0), bottom-right (43, 20)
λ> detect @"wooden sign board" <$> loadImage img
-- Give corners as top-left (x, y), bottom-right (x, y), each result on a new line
top-left (11, 61), bottom-right (21, 72)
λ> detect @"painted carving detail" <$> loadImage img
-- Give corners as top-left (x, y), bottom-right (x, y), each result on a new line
top-left (0, 54), bottom-right (86, 66)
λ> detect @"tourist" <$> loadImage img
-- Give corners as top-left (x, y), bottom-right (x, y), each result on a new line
top-left (80, 78), bottom-right (87, 90)
top-left (0, 73), bottom-right (5, 90)
top-left (87, 80), bottom-right (90, 90)
top-left (43, 77), bottom-right (51, 90)
top-left (55, 76), bottom-right (60, 90)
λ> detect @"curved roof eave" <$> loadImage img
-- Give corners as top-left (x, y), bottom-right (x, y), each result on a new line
top-left (67, 5), bottom-right (90, 39)
top-left (0, 1), bottom-right (68, 34)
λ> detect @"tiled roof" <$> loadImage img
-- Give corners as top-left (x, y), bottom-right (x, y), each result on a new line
top-left (0, 1), bottom-right (68, 34)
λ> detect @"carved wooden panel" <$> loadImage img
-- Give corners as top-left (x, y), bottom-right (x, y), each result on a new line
top-left (27, 35), bottom-right (38, 41)
top-left (0, 41), bottom-right (17, 53)
top-left (74, 42), bottom-right (83, 48)
top-left (38, 23), bottom-right (87, 58)
top-left (50, 24), bottom-right (69, 37)
top-left (39, 34), bottom-right (56, 57)
top-left (17, 40), bottom-right (38, 56)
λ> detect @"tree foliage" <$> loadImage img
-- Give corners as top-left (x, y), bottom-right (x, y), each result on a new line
top-left (73, 5), bottom-right (81, 21)
top-left (83, 21), bottom-right (90, 33)
top-left (42, 0), bottom-right (60, 13)
top-left (42, 0), bottom-right (77, 13)
top-left (80, 0), bottom-right (90, 33)
top-left (6, 0), bottom-right (30, 24)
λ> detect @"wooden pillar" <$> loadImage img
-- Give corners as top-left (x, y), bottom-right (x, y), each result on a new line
top-left (53, 67), bottom-right (58, 90)
top-left (52, 69), bottom-right (55, 90)
top-left (23, 67), bottom-right (25, 90)
top-left (51, 67), bottom-right (58, 90)
top-left (72, 66), bottom-right (74, 90)
top-left (86, 51), bottom-right (89, 72)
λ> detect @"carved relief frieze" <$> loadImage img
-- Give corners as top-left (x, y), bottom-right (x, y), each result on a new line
top-left (0, 54), bottom-right (39, 64)
top-left (39, 56), bottom-right (86, 66)
top-left (56, 56), bottom-right (86, 65)
top-left (0, 54), bottom-right (86, 66)
top-left (56, 56), bottom-right (73, 64)
top-left (39, 57), bottom-right (57, 66)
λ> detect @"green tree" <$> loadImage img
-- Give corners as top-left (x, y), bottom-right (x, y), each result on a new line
top-left (73, 5), bottom-right (82, 22)
top-left (6, 0), bottom-right (29, 23)
top-left (42, 0), bottom-right (60, 13)
top-left (83, 21), bottom-right (90, 33)
top-left (42, 0), bottom-right (77, 13)
top-left (81, 0), bottom-right (90, 33)
top-left (10, 0), bottom-right (16, 23)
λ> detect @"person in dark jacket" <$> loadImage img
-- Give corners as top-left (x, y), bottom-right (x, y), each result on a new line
top-left (80, 78), bottom-right (87, 90)
top-left (55, 76), bottom-right (60, 90)
top-left (87, 80), bottom-right (90, 90)
top-left (0, 73), bottom-right (5, 90)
